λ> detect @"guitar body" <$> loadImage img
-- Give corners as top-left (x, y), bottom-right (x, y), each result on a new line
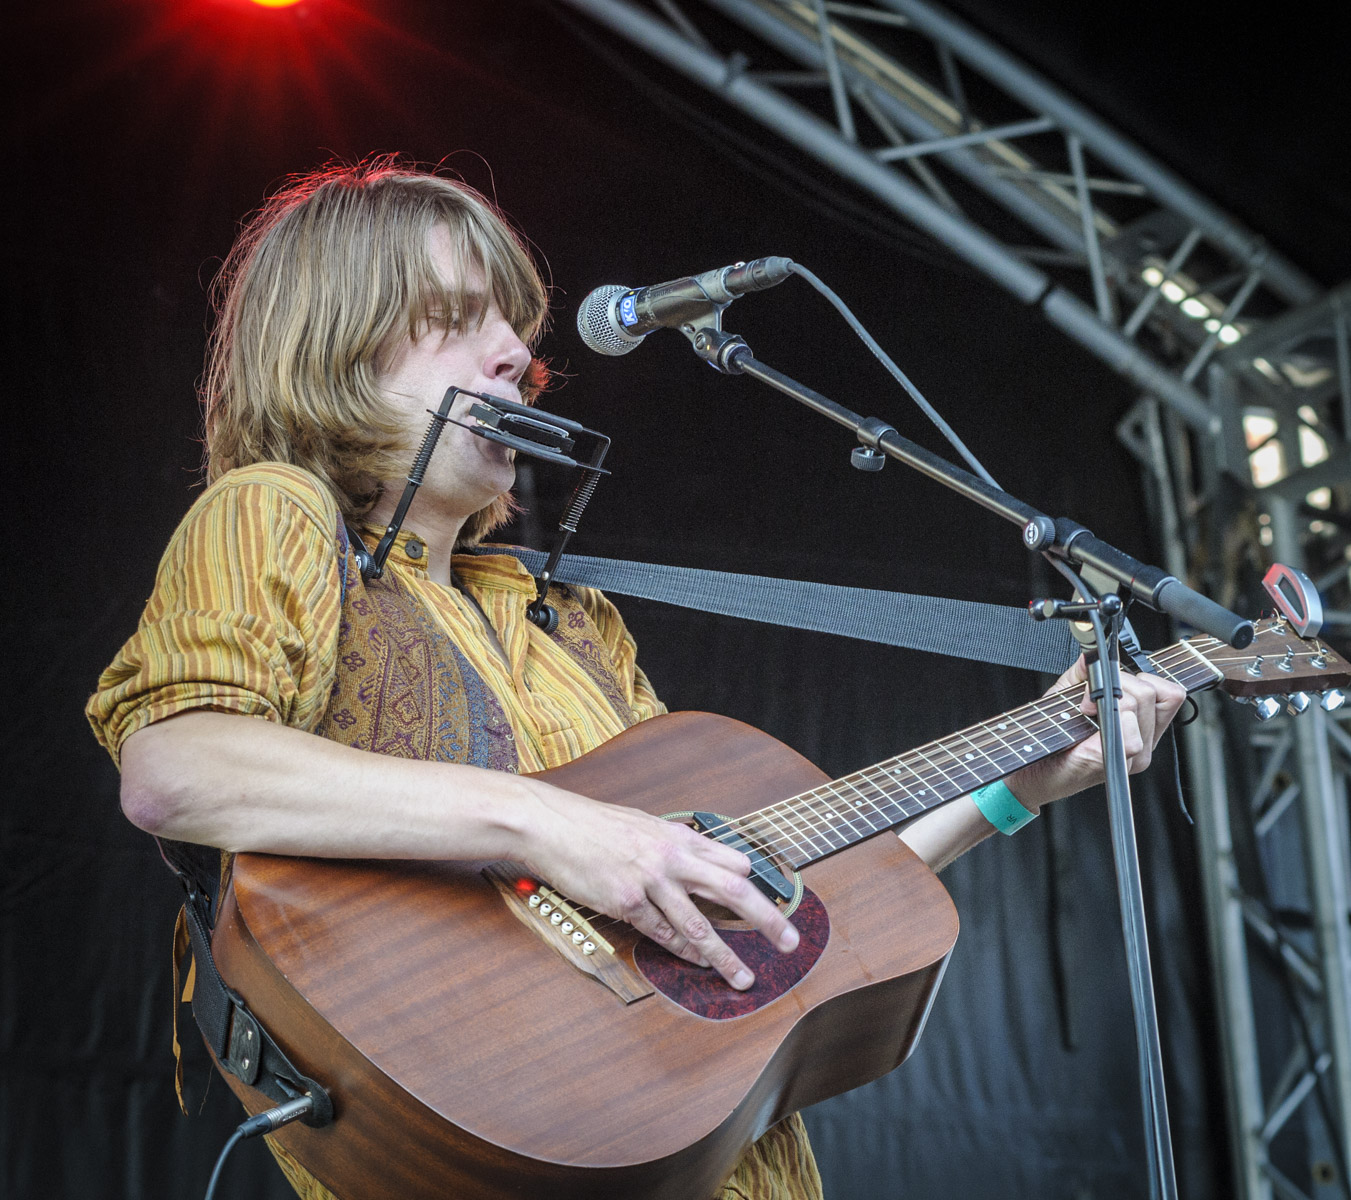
top-left (213, 711), bottom-right (960, 1200)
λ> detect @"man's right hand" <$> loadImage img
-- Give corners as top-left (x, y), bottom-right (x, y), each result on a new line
top-left (517, 780), bottom-right (800, 991)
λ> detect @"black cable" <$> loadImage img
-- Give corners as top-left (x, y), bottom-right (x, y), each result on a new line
top-left (202, 1096), bottom-right (315, 1200)
top-left (786, 261), bottom-right (998, 484)
top-left (1163, 727), bottom-right (1193, 825)
top-left (203, 1129), bottom-right (245, 1200)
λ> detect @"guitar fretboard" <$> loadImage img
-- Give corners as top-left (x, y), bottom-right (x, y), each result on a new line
top-left (711, 637), bottom-right (1226, 871)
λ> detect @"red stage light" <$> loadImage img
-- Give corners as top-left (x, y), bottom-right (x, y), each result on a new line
top-left (249, 0), bottom-right (305, 7)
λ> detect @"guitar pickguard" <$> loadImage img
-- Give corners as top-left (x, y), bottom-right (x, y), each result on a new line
top-left (633, 887), bottom-right (831, 1020)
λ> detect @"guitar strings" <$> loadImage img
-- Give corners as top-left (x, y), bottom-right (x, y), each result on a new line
top-left (655, 642), bottom-right (1216, 880)
top-left (696, 630), bottom-right (1313, 886)
top-left (560, 634), bottom-right (1277, 946)
top-left (569, 662), bottom-right (1128, 935)
top-left (696, 639), bottom-right (1215, 855)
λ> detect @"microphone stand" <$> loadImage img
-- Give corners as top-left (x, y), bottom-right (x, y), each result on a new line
top-left (678, 321), bottom-right (1252, 1200)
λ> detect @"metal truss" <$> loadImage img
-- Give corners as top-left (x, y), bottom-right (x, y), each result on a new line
top-left (1144, 473), bottom-right (1351, 1200)
top-left (558, 0), bottom-right (1351, 1196)
top-left (1120, 323), bottom-right (1351, 1200)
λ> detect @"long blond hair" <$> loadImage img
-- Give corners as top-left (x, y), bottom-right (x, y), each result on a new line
top-left (202, 158), bottom-right (549, 541)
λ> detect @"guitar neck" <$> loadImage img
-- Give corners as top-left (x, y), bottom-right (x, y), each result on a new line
top-left (731, 637), bottom-right (1227, 871)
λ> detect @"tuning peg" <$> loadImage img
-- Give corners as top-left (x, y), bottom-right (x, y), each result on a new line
top-left (1321, 690), bottom-right (1346, 712)
top-left (1286, 692), bottom-right (1312, 715)
top-left (1253, 697), bottom-right (1283, 721)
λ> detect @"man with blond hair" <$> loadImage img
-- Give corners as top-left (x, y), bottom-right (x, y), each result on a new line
top-left (87, 159), bottom-right (1185, 1199)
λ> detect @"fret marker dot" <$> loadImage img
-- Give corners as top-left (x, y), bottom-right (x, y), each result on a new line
top-left (998, 723), bottom-right (1008, 730)
top-left (1023, 745), bottom-right (1033, 752)
top-left (965, 752), bottom-right (975, 760)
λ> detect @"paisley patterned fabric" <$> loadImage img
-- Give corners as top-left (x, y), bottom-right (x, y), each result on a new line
top-left (314, 525), bottom-right (518, 772)
top-left (546, 583), bottom-right (639, 725)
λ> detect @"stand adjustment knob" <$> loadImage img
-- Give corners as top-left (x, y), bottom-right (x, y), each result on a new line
top-left (1022, 517), bottom-right (1056, 550)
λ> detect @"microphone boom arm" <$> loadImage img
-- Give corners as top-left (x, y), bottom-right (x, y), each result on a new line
top-left (688, 325), bottom-right (1253, 648)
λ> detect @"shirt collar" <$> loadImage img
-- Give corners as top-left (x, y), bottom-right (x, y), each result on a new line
top-left (454, 544), bottom-right (539, 594)
top-left (355, 524), bottom-right (432, 574)
top-left (354, 526), bottom-right (537, 593)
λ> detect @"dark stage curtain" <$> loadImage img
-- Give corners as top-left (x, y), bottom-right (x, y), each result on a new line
top-left (4, 0), bottom-right (1284, 1196)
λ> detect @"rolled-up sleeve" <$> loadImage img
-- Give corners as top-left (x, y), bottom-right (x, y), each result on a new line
top-left (87, 466), bottom-right (343, 764)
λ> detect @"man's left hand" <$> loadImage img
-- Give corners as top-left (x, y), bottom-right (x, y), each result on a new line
top-left (1004, 657), bottom-right (1188, 811)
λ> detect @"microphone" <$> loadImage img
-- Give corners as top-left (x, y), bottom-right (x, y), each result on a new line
top-left (576, 256), bottom-right (795, 356)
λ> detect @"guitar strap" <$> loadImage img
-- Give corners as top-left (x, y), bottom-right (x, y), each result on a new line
top-left (480, 547), bottom-right (1079, 675)
top-left (160, 837), bottom-right (334, 1126)
top-left (161, 530), bottom-right (1072, 1125)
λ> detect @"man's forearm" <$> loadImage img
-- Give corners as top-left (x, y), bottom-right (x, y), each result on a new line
top-left (117, 709), bottom-right (802, 991)
top-left (118, 710), bottom-right (539, 861)
top-left (897, 794), bottom-right (1009, 873)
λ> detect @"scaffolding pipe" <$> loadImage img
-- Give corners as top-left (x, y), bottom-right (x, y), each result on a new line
top-left (1187, 699), bottom-right (1273, 1199)
top-left (558, 0), bottom-right (1219, 432)
top-left (1269, 495), bottom-right (1351, 1161)
top-left (878, 0), bottom-right (1320, 306)
top-left (704, 0), bottom-right (1102, 258)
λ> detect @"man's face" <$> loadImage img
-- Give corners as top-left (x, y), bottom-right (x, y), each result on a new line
top-left (377, 224), bottom-right (533, 522)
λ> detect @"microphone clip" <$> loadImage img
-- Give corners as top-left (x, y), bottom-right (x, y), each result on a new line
top-left (690, 325), bottom-right (752, 374)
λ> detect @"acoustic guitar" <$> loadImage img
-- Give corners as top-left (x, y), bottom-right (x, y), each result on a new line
top-left (209, 617), bottom-right (1347, 1200)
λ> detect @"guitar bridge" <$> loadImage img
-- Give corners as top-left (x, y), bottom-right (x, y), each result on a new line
top-left (482, 863), bottom-right (655, 1005)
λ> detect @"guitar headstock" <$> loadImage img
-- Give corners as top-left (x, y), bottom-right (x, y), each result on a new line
top-left (1187, 617), bottom-right (1350, 717)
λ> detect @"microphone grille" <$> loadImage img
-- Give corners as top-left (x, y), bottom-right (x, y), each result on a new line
top-left (577, 285), bottom-right (643, 356)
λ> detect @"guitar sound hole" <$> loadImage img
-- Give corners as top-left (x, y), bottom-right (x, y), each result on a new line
top-left (633, 887), bottom-right (830, 1020)
top-left (695, 899), bottom-right (741, 925)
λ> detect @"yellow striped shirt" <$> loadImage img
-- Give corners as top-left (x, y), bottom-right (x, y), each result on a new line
top-left (87, 463), bottom-right (665, 768)
top-left (86, 462), bottom-right (821, 1200)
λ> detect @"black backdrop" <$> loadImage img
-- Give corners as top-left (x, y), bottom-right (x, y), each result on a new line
top-left (5, 1), bottom-right (1348, 1197)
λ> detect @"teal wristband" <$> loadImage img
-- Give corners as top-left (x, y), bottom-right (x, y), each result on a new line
top-left (971, 781), bottom-right (1038, 835)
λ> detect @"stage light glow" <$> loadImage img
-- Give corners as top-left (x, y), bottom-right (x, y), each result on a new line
top-left (15, 0), bottom-right (517, 258)
top-left (47, 0), bottom-right (441, 169)
top-left (1300, 425), bottom-right (1329, 468)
